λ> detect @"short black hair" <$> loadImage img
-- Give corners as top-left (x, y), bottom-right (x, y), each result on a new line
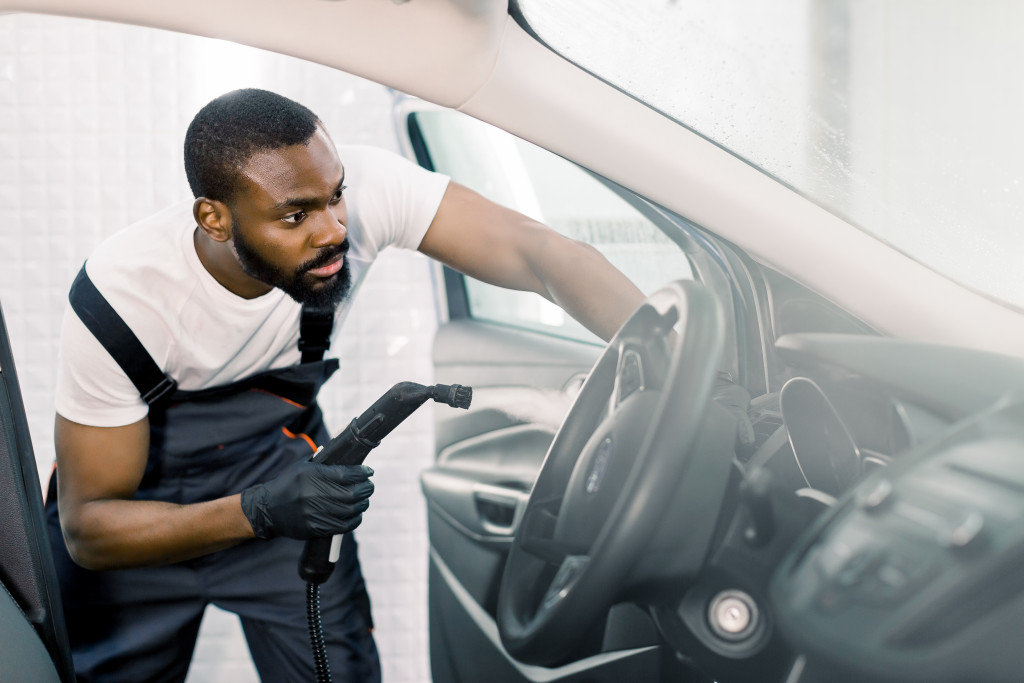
top-left (184, 89), bottom-right (320, 202)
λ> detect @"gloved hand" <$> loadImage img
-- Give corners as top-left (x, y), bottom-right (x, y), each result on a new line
top-left (711, 371), bottom-right (755, 449)
top-left (240, 461), bottom-right (375, 540)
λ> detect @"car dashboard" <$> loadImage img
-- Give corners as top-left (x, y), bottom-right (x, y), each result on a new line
top-left (422, 286), bottom-right (1024, 683)
top-left (714, 333), bottom-right (1024, 683)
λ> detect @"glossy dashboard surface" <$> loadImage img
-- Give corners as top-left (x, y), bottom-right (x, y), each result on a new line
top-left (767, 334), bottom-right (1024, 682)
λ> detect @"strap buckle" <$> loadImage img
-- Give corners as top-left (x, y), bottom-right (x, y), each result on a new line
top-left (297, 338), bottom-right (330, 353)
top-left (299, 305), bottom-right (335, 363)
top-left (140, 376), bottom-right (178, 405)
top-left (298, 337), bottom-right (331, 362)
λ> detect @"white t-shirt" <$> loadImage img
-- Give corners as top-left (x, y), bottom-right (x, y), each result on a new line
top-left (56, 145), bottom-right (450, 428)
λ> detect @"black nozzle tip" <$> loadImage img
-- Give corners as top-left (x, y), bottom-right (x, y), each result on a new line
top-left (433, 383), bottom-right (472, 409)
top-left (451, 384), bottom-right (472, 409)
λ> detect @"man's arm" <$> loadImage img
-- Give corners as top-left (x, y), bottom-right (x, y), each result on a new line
top-left (54, 414), bottom-right (375, 570)
top-left (418, 182), bottom-right (646, 342)
top-left (54, 414), bottom-right (255, 570)
top-left (418, 183), bottom-right (756, 451)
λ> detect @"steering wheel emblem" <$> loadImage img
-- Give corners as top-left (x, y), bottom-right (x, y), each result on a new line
top-left (585, 438), bottom-right (614, 494)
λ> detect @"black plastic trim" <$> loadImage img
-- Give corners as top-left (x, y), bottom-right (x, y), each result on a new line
top-left (443, 266), bottom-right (471, 320)
top-left (407, 112), bottom-right (471, 320)
top-left (586, 171), bottom-right (759, 391)
top-left (406, 112), bottom-right (436, 172)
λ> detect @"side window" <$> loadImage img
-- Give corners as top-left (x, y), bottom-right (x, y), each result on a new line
top-left (410, 110), bottom-right (692, 344)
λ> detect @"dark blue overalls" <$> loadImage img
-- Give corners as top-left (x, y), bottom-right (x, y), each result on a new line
top-left (45, 266), bottom-right (381, 682)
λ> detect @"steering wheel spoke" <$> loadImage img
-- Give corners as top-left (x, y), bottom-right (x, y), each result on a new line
top-left (612, 334), bottom-right (670, 408)
top-left (612, 339), bottom-right (649, 407)
top-left (518, 498), bottom-right (571, 565)
top-left (539, 555), bottom-right (591, 613)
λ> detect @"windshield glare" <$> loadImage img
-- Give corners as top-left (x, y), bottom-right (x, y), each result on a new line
top-left (516, 0), bottom-right (1024, 311)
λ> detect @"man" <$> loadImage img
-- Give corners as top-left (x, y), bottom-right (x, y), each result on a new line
top-left (46, 88), bottom-right (648, 681)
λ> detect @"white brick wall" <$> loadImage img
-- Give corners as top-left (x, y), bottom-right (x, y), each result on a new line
top-left (0, 14), bottom-right (438, 682)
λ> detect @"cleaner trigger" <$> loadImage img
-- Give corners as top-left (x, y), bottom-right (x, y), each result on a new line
top-left (328, 534), bottom-right (342, 563)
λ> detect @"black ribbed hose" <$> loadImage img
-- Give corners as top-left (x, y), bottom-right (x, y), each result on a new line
top-left (307, 582), bottom-right (331, 683)
top-left (300, 382), bottom-right (472, 682)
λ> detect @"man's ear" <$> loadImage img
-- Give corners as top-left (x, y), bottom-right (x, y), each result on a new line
top-left (193, 198), bottom-right (232, 243)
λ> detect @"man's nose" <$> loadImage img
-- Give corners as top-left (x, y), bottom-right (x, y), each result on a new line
top-left (310, 208), bottom-right (347, 248)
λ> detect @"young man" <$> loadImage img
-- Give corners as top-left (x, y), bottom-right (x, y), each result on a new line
top-left (47, 88), bottom-right (648, 681)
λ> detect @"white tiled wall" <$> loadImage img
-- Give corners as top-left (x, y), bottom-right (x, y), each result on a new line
top-left (0, 14), bottom-right (439, 683)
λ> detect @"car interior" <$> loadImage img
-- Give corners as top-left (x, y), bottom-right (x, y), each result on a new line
top-left (2, 1), bottom-right (1023, 682)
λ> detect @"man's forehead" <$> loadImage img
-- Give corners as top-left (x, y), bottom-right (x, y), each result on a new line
top-left (237, 129), bottom-right (344, 205)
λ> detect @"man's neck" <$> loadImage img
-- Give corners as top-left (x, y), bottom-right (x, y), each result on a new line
top-left (192, 227), bottom-right (272, 299)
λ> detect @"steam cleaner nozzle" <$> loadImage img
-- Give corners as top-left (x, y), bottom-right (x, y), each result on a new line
top-left (431, 383), bottom-right (472, 409)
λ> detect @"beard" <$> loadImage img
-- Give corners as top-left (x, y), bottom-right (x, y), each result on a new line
top-left (232, 226), bottom-right (353, 308)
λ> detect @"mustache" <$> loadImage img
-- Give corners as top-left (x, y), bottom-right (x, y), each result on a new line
top-left (299, 240), bottom-right (350, 274)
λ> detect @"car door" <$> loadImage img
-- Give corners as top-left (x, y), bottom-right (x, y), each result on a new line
top-left (0, 303), bottom-right (74, 682)
top-left (397, 103), bottom-right (712, 682)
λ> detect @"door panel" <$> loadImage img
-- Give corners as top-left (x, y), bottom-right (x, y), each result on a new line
top-left (433, 320), bottom-right (599, 390)
top-left (427, 322), bottom-right (600, 681)
top-left (428, 320), bottom-right (596, 609)
top-left (428, 548), bottom-right (663, 683)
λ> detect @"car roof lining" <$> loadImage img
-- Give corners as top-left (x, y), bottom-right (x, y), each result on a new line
top-left (4, 0), bottom-right (1024, 358)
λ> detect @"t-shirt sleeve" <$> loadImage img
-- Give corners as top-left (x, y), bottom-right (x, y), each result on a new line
top-left (55, 306), bottom-right (149, 427)
top-left (343, 145), bottom-right (450, 254)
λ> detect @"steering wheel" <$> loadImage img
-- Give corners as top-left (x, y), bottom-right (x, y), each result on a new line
top-left (496, 279), bottom-right (730, 666)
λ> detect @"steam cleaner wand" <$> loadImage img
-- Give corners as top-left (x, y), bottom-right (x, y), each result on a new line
top-left (300, 381), bottom-right (472, 682)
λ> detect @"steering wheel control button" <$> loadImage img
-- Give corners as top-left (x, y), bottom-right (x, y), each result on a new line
top-left (585, 438), bottom-right (614, 494)
top-left (614, 347), bottom-right (645, 405)
top-left (834, 550), bottom-right (880, 588)
top-left (707, 590), bottom-right (759, 642)
top-left (836, 545), bottom-right (936, 607)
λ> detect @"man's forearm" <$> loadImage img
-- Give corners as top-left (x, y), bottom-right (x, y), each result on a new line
top-left (61, 495), bottom-right (254, 570)
top-left (531, 233), bottom-right (646, 342)
top-left (418, 183), bottom-right (647, 341)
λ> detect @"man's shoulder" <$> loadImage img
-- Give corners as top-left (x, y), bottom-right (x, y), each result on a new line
top-left (335, 143), bottom-right (398, 162)
top-left (335, 144), bottom-right (440, 185)
top-left (82, 199), bottom-right (200, 326)
top-left (335, 144), bottom-right (449, 255)
top-left (86, 200), bottom-right (195, 284)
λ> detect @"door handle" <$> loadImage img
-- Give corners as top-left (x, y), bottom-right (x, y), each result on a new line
top-left (473, 484), bottom-right (528, 536)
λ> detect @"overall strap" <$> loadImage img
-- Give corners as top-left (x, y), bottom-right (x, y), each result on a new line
top-left (299, 305), bottom-right (334, 363)
top-left (69, 264), bottom-right (334, 404)
top-left (68, 265), bottom-right (178, 405)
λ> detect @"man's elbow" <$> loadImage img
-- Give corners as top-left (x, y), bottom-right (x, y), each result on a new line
top-left (59, 509), bottom-right (116, 571)
top-left (60, 524), bottom-right (99, 570)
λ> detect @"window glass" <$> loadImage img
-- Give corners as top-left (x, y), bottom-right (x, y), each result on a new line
top-left (413, 110), bottom-right (691, 343)
top-left (516, 0), bottom-right (1024, 312)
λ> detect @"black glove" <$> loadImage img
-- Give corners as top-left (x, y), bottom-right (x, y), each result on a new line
top-left (711, 371), bottom-right (755, 449)
top-left (240, 461), bottom-right (375, 540)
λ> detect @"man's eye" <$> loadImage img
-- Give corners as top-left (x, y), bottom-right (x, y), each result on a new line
top-left (282, 211), bottom-right (306, 224)
top-left (330, 186), bottom-right (347, 203)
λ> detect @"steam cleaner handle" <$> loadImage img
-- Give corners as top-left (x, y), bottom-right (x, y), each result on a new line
top-left (298, 383), bottom-right (472, 584)
top-left (297, 427), bottom-right (377, 584)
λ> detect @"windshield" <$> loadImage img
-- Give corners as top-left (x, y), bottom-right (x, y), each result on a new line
top-left (515, 0), bottom-right (1024, 311)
